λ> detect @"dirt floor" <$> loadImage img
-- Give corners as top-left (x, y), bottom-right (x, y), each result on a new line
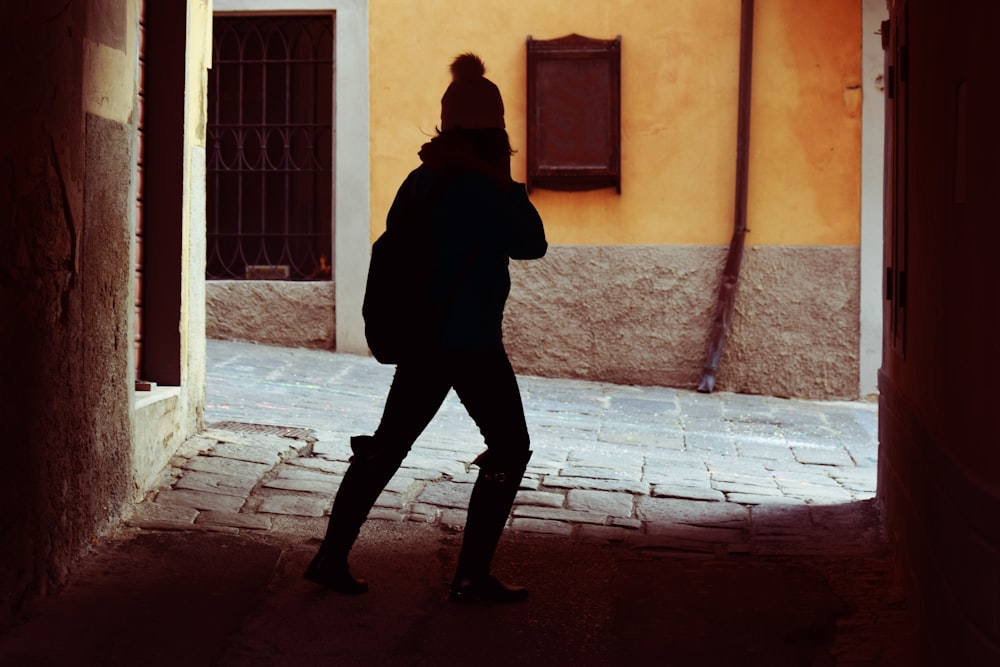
top-left (0, 513), bottom-right (917, 667)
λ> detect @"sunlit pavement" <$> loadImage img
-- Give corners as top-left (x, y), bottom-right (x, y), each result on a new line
top-left (166, 339), bottom-right (882, 549)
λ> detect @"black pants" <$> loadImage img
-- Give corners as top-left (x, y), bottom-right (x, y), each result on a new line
top-left (318, 346), bottom-right (530, 576)
top-left (373, 347), bottom-right (530, 464)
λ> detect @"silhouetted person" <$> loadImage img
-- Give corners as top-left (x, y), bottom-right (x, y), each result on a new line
top-left (305, 53), bottom-right (547, 602)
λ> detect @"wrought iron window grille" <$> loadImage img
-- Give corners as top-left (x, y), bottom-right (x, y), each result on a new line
top-left (207, 15), bottom-right (334, 281)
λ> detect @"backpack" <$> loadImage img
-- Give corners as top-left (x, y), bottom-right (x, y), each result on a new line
top-left (362, 172), bottom-right (484, 364)
top-left (361, 226), bottom-right (434, 364)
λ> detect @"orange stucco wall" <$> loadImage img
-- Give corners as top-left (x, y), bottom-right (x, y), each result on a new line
top-left (369, 0), bottom-right (861, 247)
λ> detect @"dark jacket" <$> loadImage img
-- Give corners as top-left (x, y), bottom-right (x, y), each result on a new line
top-left (384, 137), bottom-right (547, 351)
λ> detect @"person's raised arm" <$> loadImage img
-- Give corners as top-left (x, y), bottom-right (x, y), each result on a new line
top-left (505, 183), bottom-right (547, 260)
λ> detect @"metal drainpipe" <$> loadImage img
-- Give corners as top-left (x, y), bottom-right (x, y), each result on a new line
top-left (697, 0), bottom-right (755, 393)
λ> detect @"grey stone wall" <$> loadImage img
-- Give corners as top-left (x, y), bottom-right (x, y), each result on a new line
top-left (505, 245), bottom-right (860, 400)
top-left (206, 281), bottom-right (336, 349)
top-left (719, 246), bottom-right (860, 400)
top-left (206, 246), bottom-right (860, 400)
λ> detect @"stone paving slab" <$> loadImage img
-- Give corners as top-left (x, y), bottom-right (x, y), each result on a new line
top-left (309, 440), bottom-right (352, 460)
top-left (844, 444), bottom-right (879, 468)
top-left (829, 468), bottom-right (879, 493)
top-left (127, 503), bottom-right (199, 526)
top-left (791, 444), bottom-right (856, 466)
top-left (286, 457), bottom-right (349, 475)
top-left (636, 497), bottom-right (749, 527)
top-left (444, 470), bottom-right (478, 484)
top-left (702, 454), bottom-right (774, 475)
top-left (257, 495), bottom-right (327, 517)
top-left (512, 506), bottom-right (611, 525)
top-left (383, 476), bottom-right (421, 495)
top-left (772, 468), bottom-right (843, 487)
top-left (565, 489), bottom-right (634, 517)
top-left (709, 471), bottom-right (781, 490)
top-left (642, 448), bottom-right (708, 465)
top-left (643, 465), bottom-right (712, 486)
top-left (439, 508), bottom-right (467, 529)
top-left (559, 465), bottom-right (643, 482)
top-left (735, 441), bottom-right (798, 462)
top-left (206, 442), bottom-right (286, 466)
top-left (195, 511), bottom-right (272, 531)
top-left (726, 492), bottom-right (807, 506)
top-left (263, 478), bottom-right (338, 495)
top-left (174, 470), bottom-right (258, 497)
top-left (367, 508), bottom-right (406, 522)
top-left (597, 427), bottom-right (685, 449)
top-left (270, 467), bottom-right (340, 483)
top-left (395, 466), bottom-right (447, 481)
top-left (154, 489), bottom-right (246, 514)
top-left (510, 517), bottom-right (575, 536)
top-left (566, 448), bottom-right (646, 468)
top-left (712, 479), bottom-right (784, 497)
top-left (651, 483), bottom-right (726, 502)
top-left (127, 520), bottom-right (240, 534)
top-left (182, 456), bottom-right (271, 479)
top-left (777, 482), bottom-right (855, 504)
top-left (519, 475), bottom-right (542, 491)
top-left (525, 449), bottom-right (569, 468)
top-left (373, 491), bottom-right (405, 510)
top-left (775, 476), bottom-right (852, 498)
top-left (400, 453), bottom-right (469, 477)
top-left (406, 503), bottom-right (440, 522)
top-left (515, 490), bottom-right (566, 508)
top-left (542, 476), bottom-right (650, 494)
top-left (684, 435), bottom-right (737, 456)
top-left (203, 429), bottom-right (313, 455)
top-left (414, 481), bottom-right (473, 509)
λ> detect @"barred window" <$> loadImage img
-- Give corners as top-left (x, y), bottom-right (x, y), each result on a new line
top-left (208, 15), bottom-right (334, 281)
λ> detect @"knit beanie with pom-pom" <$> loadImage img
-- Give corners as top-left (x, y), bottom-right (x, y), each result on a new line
top-left (440, 53), bottom-right (505, 131)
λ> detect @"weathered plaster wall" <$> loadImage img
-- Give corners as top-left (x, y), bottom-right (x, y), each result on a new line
top-left (207, 281), bottom-right (336, 349)
top-left (369, 0), bottom-right (861, 247)
top-left (0, 0), bottom-right (212, 624)
top-left (0, 0), bottom-right (134, 623)
top-left (505, 245), bottom-right (859, 399)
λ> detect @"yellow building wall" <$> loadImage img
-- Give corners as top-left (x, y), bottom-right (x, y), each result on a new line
top-left (369, 0), bottom-right (861, 247)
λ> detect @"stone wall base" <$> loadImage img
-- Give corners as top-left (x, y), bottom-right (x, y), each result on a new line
top-left (206, 245), bottom-right (860, 400)
top-left (206, 280), bottom-right (335, 349)
top-left (505, 245), bottom-right (860, 400)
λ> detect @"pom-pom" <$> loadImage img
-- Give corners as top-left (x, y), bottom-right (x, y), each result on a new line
top-left (450, 53), bottom-right (486, 82)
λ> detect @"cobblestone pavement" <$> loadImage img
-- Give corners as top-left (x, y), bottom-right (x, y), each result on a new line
top-left (12, 339), bottom-right (914, 665)
top-left (132, 339), bottom-right (882, 553)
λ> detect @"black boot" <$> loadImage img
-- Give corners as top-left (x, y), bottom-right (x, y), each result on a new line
top-left (304, 545), bottom-right (369, 594)
top-left (304, 435), bottom-right (403, 594)
top-left (449, 449), bottom-right (532, 603)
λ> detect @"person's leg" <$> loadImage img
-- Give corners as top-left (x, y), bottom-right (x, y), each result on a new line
top-left (305, 359), bottom-right (452, 592)
top-left (447, 348), bottom-right (533, 602)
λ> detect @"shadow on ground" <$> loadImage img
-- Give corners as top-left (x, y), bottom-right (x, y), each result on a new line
top-left (0, 507), bottom-right (916, 666)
